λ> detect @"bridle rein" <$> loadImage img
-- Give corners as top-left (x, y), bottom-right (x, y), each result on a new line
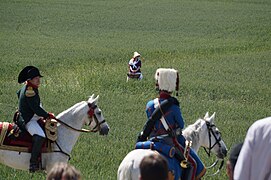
top-left (54, 102), bottom-right (106, 133)
top-left (52, 102), bottom-right (106, 159)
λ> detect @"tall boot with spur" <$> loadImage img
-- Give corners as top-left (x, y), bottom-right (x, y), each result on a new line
top-left (29, 134), bottom-right (45, 173)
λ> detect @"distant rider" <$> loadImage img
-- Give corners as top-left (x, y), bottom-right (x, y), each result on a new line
top-left (17, 66), bottom-right (55, 172)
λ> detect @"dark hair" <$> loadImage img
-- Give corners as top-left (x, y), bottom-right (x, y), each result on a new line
top-left (229, 142), bottom-right (243, 170)
top-left (46, 162), bottom-right (81, 180)
top-left (140, 153), bottom-right (169, 180)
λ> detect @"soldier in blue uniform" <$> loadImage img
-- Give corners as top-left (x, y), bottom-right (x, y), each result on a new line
top-left (137, 68), bottom-right (206, 180)
top-left (17, 66), bottom-right (55, 172)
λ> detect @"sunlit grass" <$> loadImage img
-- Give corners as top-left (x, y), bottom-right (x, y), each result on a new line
top-left (0, 0), bottom-right (270, 179)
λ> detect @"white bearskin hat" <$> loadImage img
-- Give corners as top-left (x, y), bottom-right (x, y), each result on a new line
top-left (155, 68), bottom-right (179, 95)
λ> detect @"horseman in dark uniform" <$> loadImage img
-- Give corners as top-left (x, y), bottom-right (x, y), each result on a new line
top-left (17, 66), bottom-right (55, 172)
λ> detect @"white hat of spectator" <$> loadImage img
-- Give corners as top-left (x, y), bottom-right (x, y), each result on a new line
top-left (133, 52), bottom-right (141, 58)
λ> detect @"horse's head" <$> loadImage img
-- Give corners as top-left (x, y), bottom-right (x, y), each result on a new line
top-left (85, 94), bottom-right (110, 135)
top-left (200, 112), bottom-right (227, 159)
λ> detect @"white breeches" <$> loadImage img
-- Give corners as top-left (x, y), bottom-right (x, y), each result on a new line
top-left (26, 115), bottom-right (45, 138)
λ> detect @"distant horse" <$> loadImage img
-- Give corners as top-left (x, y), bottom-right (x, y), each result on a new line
top-left (0, 94), bottom-right (109, 172)
top-left (117, 112), bottom-right (227, 180)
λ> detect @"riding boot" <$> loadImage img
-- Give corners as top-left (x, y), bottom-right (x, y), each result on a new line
top-left (29, 134), bottom-right (45, 173)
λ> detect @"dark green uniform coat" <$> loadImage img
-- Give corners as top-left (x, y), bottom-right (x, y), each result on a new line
top-left (17, 83), bottom-right (49, 124)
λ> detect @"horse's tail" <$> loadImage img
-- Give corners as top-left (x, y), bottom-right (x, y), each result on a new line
top-left (117, 159), bottom-right (135, 180)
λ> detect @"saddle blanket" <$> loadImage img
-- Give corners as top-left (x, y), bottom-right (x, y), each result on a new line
top-left (0, 122), bottom-right (50, 153)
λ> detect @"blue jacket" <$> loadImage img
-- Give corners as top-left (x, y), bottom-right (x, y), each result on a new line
top-left (145, 94), bottom-right (184, 138)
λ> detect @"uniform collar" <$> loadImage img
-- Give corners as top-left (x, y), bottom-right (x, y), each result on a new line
top-left (26, 81), bottom-right (39, 89)
top-left (159, 91), bottom-right (172, 99)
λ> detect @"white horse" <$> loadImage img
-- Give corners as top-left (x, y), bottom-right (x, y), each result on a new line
top-left (0, 94), bottom-right (109, 172)
top-left (117, 112), bottom-right (227, 180)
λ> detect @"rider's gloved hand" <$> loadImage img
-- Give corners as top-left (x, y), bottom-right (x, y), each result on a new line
top-left (48, 112), bottom-right (56, 119)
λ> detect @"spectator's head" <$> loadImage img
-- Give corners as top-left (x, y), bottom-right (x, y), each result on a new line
top-left (139, 153), bottom-right (169, 180)
top-left (226, 143), bottom-right (243, 180)
top-left (133, 51), bottom-right (141, 59)
top-left (46, 162), bottom-right (81, 180)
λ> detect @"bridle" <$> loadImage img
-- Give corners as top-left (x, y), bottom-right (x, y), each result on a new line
top-left (203, 120), bottom-right (225, 176)
top-left (203, 121), bottom-right (222, 157)
top-left (54, 102), bottom-right (106, 133)
top-left (86, 102), bottom-right (106, 132)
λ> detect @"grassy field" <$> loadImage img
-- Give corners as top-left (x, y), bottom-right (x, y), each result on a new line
top-left (0, 0), bottom-right (270, 179)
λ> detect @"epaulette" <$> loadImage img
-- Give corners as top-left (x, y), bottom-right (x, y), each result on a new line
top-left (25, 86), bottom-right (36, 97)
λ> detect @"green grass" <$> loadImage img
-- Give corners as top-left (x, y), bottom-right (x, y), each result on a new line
top-left (0, 0), bottom-right (270, 179)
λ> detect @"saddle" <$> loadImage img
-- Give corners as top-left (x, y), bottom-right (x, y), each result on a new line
top-left (0, 119), bottom-right (58, 153)
top-left (135, 140), bottom-right (176, 158)
top-left (135, 139), bottom-right (196, 180)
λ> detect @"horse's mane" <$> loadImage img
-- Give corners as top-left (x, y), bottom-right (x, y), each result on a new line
top-left (183, 119), bottom-right (203, 142)
top-left (57, 101), bottom-right (88, 120)
top-left (56, 95), bottom-right (99, 125)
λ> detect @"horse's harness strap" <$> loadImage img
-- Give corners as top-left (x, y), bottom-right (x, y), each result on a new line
top-left (53, 141), bottom-right (71, 160)
top-left (91, 120), bottom-right (106, 132)
top-left (54, 118), bottom-right (92, 133)
top-left (204, 121), bottom-right (222, 157)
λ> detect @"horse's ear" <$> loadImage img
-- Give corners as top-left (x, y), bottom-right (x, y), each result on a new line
top-left (88, 94), bottom-right (99, 104)
top-left (209, 112), bottom-right (216, 123)
top-left (93, 95), bottom-right (99, 104)
top-left (90, 94), bottom-right (95, 100)
top-left (204, 112), bottom-right (209, 120)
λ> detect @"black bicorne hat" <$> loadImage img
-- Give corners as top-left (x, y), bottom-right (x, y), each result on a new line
top-left (18, 66), bottom-right (43, 84)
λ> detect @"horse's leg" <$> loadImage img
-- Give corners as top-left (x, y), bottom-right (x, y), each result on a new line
top-left (42, 152), bottom-right (69, 172)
